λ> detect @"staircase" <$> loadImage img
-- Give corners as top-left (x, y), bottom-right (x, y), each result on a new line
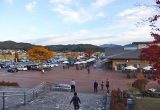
top-left (10, 91), bottom-right (107, 110)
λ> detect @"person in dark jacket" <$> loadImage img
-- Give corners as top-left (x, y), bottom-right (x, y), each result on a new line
top-left (94, 80), bottom-right (98, 93)
top-left (106, 79), bottom-right (110, 91)
top-left (70, 92), bottom-right (81, 110)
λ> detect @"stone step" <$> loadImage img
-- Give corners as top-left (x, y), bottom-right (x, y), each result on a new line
top-left (10, 91), bottom-right (107, 110)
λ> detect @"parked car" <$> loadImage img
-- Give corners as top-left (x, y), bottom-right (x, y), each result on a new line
top-left (7, 67), bottom-right (18, 73)
top-left (17, 66), bottom-right (28, 71)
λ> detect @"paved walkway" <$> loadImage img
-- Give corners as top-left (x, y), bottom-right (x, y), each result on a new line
top-left (0, 65), bottom-right (132, 93)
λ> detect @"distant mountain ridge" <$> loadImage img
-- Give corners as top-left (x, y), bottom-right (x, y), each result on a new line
top-left (0, 41), bottom-right (104, 52)
top-left (100, 44), bottom-right (122, 48)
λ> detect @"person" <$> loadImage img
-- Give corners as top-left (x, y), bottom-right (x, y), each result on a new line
top-left (70, 79), bottom-right (76, 92)
top-left (94, 80), bottom-right (98, 93)
top-left (87, 67), bottom-right (90, 74)
top-left (101, 81), bottom-right (104, 90)
top-left (41, 68), bottom-right (44, 73)
top-left (106, 79), bottom-right (110, 91)
top-left (70, 92), bottom-right (81, 110)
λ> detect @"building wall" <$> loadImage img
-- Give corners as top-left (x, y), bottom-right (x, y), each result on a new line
top-left (111, 59), bottom-right (149, 70)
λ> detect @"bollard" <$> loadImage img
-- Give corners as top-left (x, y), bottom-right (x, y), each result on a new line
top-left (24, 92), bottom-right (26, 105)
top-left (32, 90), bottom-right (35, 99)
top-left (127, 98), bottom-right (134, 110)
top-left (3, 92), bottom-right (5, 110)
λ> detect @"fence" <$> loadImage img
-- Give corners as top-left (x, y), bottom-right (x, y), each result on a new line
top-left (0, 82), bottom-right (51, 110)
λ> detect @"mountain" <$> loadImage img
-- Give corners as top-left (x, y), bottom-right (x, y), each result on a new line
top-left (123, 44), bottom-right (137, 47)
top-left (45, 44), bottom-right (104, 52)
top-left (0, 41), bottom-right (34, 50)
top-left (0, 41), bottom-right (104, 52)
top-left (100, 44), bottom-right (122, 48)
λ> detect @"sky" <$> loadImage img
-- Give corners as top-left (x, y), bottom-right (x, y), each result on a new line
top-left (0, 0), bottom-right (158, 46)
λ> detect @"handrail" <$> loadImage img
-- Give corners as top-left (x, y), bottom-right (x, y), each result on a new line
top-left (0, 81), bottom-right (52, 110)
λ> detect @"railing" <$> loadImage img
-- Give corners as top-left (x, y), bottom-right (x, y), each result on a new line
top-left (0, 82), bottom-right (51, 110)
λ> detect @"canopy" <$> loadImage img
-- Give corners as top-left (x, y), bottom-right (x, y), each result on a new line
top-left (125, 65), bottom-right (137, 70)
top-left (143, 66), bottom-right (153, 71)
top-left (74, 61), bottom-right (81, 64)
top-left (86, 58), bottom-right (96, 62)
top-left (62, 61), bottom-right (69, 64)
top-left (80, 61), bottom-right (87, 64)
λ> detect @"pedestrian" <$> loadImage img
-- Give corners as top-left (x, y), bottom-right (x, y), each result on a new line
top-left (70, 92), bottom-right (81, 110)
top-left (87, 67), bottom-right (90, 74)
top-left (94, 80), bottom-right (98, 93)
top-left (106, 79), bottom-right (110, 91)
top-left (41, 68), bottom-right (44, 73)
top-left (70, 79), bottom-right (76, 92)
top-left (101, 81), bottom-right (104, 90)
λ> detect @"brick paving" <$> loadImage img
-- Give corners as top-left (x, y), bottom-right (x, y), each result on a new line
top-left (0, 65), bottom-right (132, 93)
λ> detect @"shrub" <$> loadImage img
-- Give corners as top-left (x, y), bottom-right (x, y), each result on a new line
top-left (132, 77), bottom-right (149, 92)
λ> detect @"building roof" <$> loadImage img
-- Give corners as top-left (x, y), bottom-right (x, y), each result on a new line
top-left (105, 47), bottom-right (124, 57)
top-left (107, 49), bottom-right (142, 60)
top-left (132, 41), bottom-right (153, 45)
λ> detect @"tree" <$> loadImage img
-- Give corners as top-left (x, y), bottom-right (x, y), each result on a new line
top-left (85, 49), bottom-right (94, 58)
top-left (141, 1), bottom-right (160, 73)
top-left (132, 77), bottom-right (149, 92)
top-left (28, 46), bottom-right (53, 71)
top-left (65, 52), bottom-right (78, 59)
top-left (14, 51), bottom-right (19, 62)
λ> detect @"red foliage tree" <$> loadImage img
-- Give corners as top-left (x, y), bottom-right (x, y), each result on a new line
top-left (85, 49), bottom-right (94, 58)
top-left (141, 1), bottom-right (160, 73)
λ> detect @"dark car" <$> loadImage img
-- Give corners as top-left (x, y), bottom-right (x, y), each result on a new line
top-left (7, 67), bottom-right (18, 73)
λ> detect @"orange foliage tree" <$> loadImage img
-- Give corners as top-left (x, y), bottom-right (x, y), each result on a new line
top-left (85, 49), bottom-right (94, 58)
top-left (28, 46), bottom-right (53, 62)
top-left (65, 52), bottom-right (78, 59)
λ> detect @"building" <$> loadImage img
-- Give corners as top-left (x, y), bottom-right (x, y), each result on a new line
top-left (132, 41), bottom-right (160, 49)
top-left (105, 50), bottom-right (149, 71)
top-left (102, 42), bottom-right (150, 71)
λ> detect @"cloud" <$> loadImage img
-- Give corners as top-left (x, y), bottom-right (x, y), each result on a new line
top-left (25, 1), bottom-right (37, 13)
top-left (4, 0), bottom-right (13, 5)
top-left (49, 0), bottom-right (72, 4)
top-left (97, 12), bottom-right (106, 17)
top-left (50, 0), bottom-right (110, 23)
top-left (117, 6), bottom-right (157, 25)
top-left (91, 0), bottom-right (115, 8)
top-left (53, 5), bottom-right (92, 23)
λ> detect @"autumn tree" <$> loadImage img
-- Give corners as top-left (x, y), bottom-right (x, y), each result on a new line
top-left (132, 77), bottom-right (149, 92)
top-left (14, 51), bottom-right (19, 62)
top-left (28, 46), bottom-right (53, 71)
top-left (141, 1), bottom-right (160, 73)
top-left (65, 52), bottom-right (78, 59)
top-left (85, 49), bottom-right (94, 58)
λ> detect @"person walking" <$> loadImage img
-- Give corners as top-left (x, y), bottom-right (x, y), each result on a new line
top-left (70, 92), bottom-right (81, 110)
top-left (94, 80), bottom-right (98, 93)
top-left (70, 79), bottom-right (76, 92)
top-left (101, 81), bottom-right (104, 90)
top-left (106, 79), bottom-right (110, 91)
top-left (87, 67), bottom-right (90, 74)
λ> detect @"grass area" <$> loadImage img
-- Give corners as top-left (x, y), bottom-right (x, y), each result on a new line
top-left (0, 54), bottom-right (27, 60)
top-left (135, 97), bottom-right (160, 110)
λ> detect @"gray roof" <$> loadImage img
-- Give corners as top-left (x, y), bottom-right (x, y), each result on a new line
top-left (107, 49), bottom-right (142, 60)
top-left (105, 47), bottom-right (124, 57)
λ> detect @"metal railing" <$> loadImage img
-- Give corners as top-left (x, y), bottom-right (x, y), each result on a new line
top-left (0, 82), bottom-right (51, 110)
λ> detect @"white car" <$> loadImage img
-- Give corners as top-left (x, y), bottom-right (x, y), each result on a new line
top-left (53, 63), bottom-right (59, 67)
top-left (17, 66), bottom-right (28, 71)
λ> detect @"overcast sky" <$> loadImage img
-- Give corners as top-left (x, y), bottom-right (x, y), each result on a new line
top-left (0, 0), bottom-right (158, 46)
